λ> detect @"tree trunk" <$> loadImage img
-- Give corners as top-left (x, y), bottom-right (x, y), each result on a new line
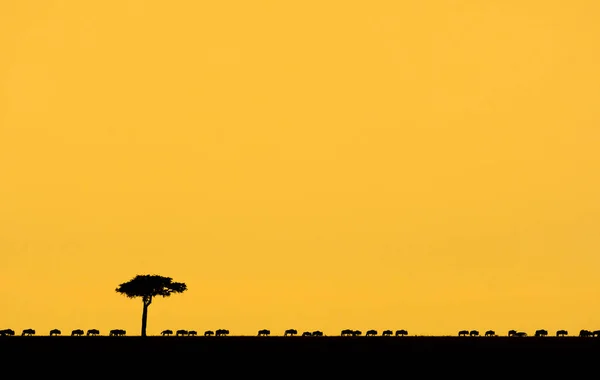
top-left (141, 296), bottom-right (152, 337)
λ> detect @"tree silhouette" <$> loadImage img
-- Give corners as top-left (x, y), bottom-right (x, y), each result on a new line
top-left (115, 274), bottom-right (187, 337)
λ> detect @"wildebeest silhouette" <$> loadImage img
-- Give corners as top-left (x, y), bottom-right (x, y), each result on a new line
top-left (395, 329), bottom-right (407, 336)
top-left (87, 329), bottom-right (100, 336)
top-left (204, 330), bottom-right (214, 336)
top-left (352, 330), bottom-right (362, 336)
top-left (556, 330), bottom-right (568, 337)
top-left (508, 330), bottom-right (517, 337)
top-left (188, 330), bottom-right (197, 336)
top-left (302, 331), bottom-right (312, 336)
top-left (366, 330), bottom-right (377, 336)
top-left (382, 330), bottom-right (393, 336)
top-left (22, 329), bottom-right (35, 336)
top-left (161, 329), bottom-right (173, 336)
top-left (258, 329), bottom-right (270, 336)
top-left (215, 329), bottom-right (229, 336)
top-left (284, 329), bottom-right (297, 336)
top-left (176, 329), bottom-right (188, 336)
top-left (580, 329), bottom-right (593, 337)
top-left (535, 329), bottom-right (548, 337)
top-left (110, 329), bottom-right (126, 336)
top-left (484, 330), bottom-right (495, 337)
top-left (341, 329), bottom-right (354, 336)
top-left (0, 329), bottom-right (15, 336)
top-left (458, 330), bottom-right (469, 337)
top-left (470, 330), bottom-right (479, 337)
top-left (71, 329), bottom-right (84, 336)
top-left (50, 329), bottom-right (61, 336)
top-left (311, 331), bottom-right (323, 336)
top-left (515, 332), bottom-right (527, 337)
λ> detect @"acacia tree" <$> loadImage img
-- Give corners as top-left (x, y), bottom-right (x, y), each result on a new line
top-left (115, 274), bottom-right (187, 337)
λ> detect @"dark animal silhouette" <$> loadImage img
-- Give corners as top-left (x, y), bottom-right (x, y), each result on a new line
top-left (593, 330), bottom-right (600, 337)
top-left (301, 331), bottom-right (312, 336)
top-left (110, 329), bottom-right (126, 336)
top-left (0, 329), bottom-right (15, 336)
top-left (395, 329), bottom-right (408, 336)
top-left (515, 332), bottom-right (527, 337)
top-left (161, 329), bottom-right (173, 336)
top-left (341, 329), bottom-right (354, 336)
top-left (71, 329), bottom-right (84, 336)
top-left (535, 329), bottom-right (548, 337)
top-left (22, 329), bottom-right (35, 336)
top-left (580, 329), bottom-right (593, 337)
top-left (485, 330), bottom-right (495, 337)
top-left (556, 330), bottom-right (568, 337)
top-left (312, 331), bottom-right (323, 336)
top-left (50, 329), bottom-right (61, 336)
top-left (258, 329), bottom-right (270, 336)
top-left (284, 329), bottom-right (297, 336)
top-left (87, 329), bottom-right (100, 336)
top-left (508, 330), bottom-right (517, 337)
top-left (188, 330), bottom-right (197, 336)
top-left (366, 330), bottom-right (377, 336)
top-left (204, 330), bottom-right (214, 336)
top-left (115, 274), bottom-right (187, 337)
top-left (176, 329), bottom-right (188, 336)
top-left (382, 330), bottom-right (393, 336)
top-left (469, 330), bottom-right (479, 337)
top-left (458, 330), bottom-right (469, 336)
top-left (215, 329), bottom-right (229, 336)
top-left (352, 330), bottom-right (362, 336)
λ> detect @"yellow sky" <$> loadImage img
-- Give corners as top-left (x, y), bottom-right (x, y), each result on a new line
top-left (1, 0), bottom-right (599, 336)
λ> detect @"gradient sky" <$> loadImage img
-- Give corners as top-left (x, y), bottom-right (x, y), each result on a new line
top-left (1, 0), bottom-right (599, 336)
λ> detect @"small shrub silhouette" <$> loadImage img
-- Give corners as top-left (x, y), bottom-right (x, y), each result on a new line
top-left (115, 274), bottom-right (187, 337)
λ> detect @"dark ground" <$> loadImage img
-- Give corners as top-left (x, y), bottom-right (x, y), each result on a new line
top-left (2, 336), bottom-right (598, 376)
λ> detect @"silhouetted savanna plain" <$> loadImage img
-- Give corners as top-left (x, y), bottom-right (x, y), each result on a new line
top-left (2, 335), bottom-right (600, 377)
top-left (2, 275), bottom-right (599, 376)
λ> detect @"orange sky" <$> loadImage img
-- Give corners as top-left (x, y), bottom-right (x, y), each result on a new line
top-left (1, 0), bottom-right (600, 336)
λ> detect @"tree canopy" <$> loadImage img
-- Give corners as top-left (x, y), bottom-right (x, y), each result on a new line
top-left (115, 274), bottom-right (187, 299)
